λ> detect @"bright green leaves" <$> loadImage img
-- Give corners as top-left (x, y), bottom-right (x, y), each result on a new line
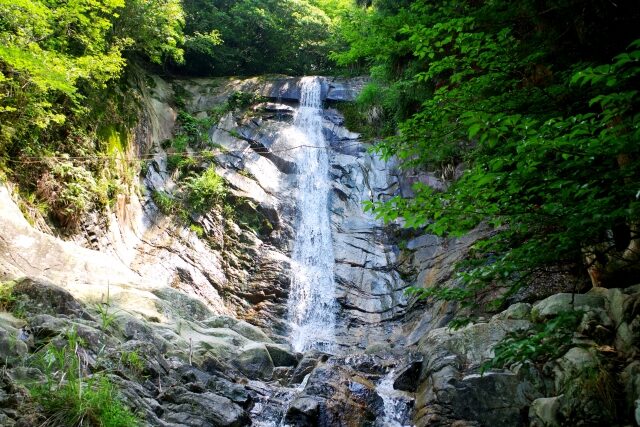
top-left (0, 0), bottom-right (187, 230)
top-left (358, 0), bottom-right (640, 307)
top-left (180, 0), bottom-right (334, 76)
top-left (0, 0), bottom-right (52, 42)
top-left (184, 167), bottom-right (227, 213)
top-left (0, 0), bottom-right (186, 140)
top-left (330, 6), bottom-right (416, 69)
top-left (573, 41), bottom-right (640, 130)
top-left (113, 0), bottom-right (185, 64)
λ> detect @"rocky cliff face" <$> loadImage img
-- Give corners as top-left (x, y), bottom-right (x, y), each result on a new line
top-left (1, 74), bottom-right (638, 427)
top-left (0, 74), bottom-right (417, 426)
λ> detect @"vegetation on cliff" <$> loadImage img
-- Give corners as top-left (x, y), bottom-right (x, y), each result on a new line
top-left (1, 0), bottom-right (638, 318)
top-left (334, 0), bottom-right (640, 308)
top-left (0, 0), bottom-right (185, 229)
top-left (0, 0), bottom-right (347, 231)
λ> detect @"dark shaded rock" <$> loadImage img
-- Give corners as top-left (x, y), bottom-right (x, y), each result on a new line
top-left (233, 344), bottom-right (274, 380)
top-left (12, 278), bottom-right (85, 317)
top-left (291, 352), bottom-right (321, 384)
top-left (265, 343), bottom-right (298, 367)
top-left (200, 355), bottom-right (240, 380)
top-left (159, 386), bottom-right (248, 426)
top-left (448, 372), bottom-right (537, 426)
top-left (394, 359), bottom-right (423, 392)
top-left (300, 363), bottom-right (382, 426)
top-left (206, 376), bottom-right (251, 406)
top-left (285, 396), bottom-right (320, 426)
top-left (0, 330), bottom-right (27, 367)
top-left (29, 314), bottom-right (106, 351)
top-left (119, 340), bottom-right (170, 378)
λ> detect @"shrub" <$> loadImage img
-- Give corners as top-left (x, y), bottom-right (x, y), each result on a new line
top-left (151, 190), bottom-right (176, 214)
top-left (29, 374), bottom-right (140, 427)
top-left (28, 328), bottom-right (139, 427)
top-left (183, 167), bottom-right (226, 212)
top-left (189, 223), bottom-right (205, 238)
top-left (0, 280), bottom-right (17, 311)
top-left (36, 160), bottom-right (98, 229)
top-left (166, 154), bottom-right (183, 171)
top-left (482, 310), bottom-right (583, 372)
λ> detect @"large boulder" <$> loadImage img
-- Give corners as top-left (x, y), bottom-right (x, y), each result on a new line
top-left (159, 386), bottom-right (249, 427)
top-left (12, 278), bottom-right (85, 317)
top-left (233, 343), bottom-right (275, 380)
top-left (531, 293), bottom-right (605, 319)
top-left (284, 396), bottom-right (320, 426)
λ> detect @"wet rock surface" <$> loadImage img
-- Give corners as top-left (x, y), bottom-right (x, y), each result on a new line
top-left (2, 73), bottom-right (639, 427)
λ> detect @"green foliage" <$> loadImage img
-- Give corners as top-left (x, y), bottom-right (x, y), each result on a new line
top-left (170, 134), bottom-right (189, 152)
top-left (166, 154), bottom-right (184, 172)
top-left (113, 0), bottom-right (185, 64)
top-left (95, 286), bottom-right (119, 331)
top-left (230, 199), bottom-right (272, 236)
top-left (179, 0), bottom-right (336, 76)
top-left (189, 223), bottom-right (205, 238)
top-left (0, 0), bottom-right (183, 145)
top-left (482, 311), bottom-right (583, 372)
top-left (346, 0), bottom-right (640, 305)
top-left (184, 167), bottom-right (226, 212)
top-left (0, 0), bottom-right (185, 231)
top-left (0, 280), bottom-right (28, 318)
top-left (151, 190), bottom-right (176, 215)
top-left (34, 160), bottom-right (100, 229)
top-left (228, 91), bottom-right (266, 111)
top-left (120, 350), bottom-right (144, 376)
top-left (0, 280), bottom-right (17, 311)
top-left (28, 328), bottom-right (139, 427)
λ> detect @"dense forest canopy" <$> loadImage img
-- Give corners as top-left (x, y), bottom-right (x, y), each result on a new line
top-left (1, 0), bottom-right (639, 308)
top-left (178, 0), bottom-right (352, 76)
top-left (336, 0), bottom-right (640, 309)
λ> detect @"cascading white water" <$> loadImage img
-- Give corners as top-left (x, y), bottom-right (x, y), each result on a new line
top-left (376, 369), bottom-right (413, 427)
top-left (286, 77), bottom-right (337, 353)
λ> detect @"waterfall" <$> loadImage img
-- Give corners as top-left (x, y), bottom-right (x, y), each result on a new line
top-left (375, 369), bottom-right (414, 427)
top-left (286, 76), bottom-right (337, 353)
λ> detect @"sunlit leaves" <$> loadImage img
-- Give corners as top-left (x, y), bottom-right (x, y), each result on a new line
top-left (355, 0), bottom-right (640, 306)
top-left (181, 0), bottom-right (333, 75)
top-left (113, 0), bottom-right (185, 64)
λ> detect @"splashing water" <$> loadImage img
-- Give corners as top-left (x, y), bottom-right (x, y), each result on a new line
top-left (376, 369), bottom-right (414, 427)
top-left (286, 77), bottom-right (337, 353)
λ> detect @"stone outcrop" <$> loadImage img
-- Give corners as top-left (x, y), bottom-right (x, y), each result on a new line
top-left (0, 73), bottom-right (416, 426)
top-left (412, 285), bottom-right (640, 426)
top-left (0, 278), bottom-right (270, 426)
top-left (1, 71), bottom-right (638, 427)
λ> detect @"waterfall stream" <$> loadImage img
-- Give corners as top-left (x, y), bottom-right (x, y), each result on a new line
top-left (286, 76), bottom-right (337, 353)
top-left (375, 369), bottom-right (414, 427)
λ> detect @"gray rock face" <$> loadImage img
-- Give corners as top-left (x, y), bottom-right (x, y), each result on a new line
top-left (413, 318), bottom-right (538, 426)
top-left (160, 388), bottom-right (248, 427)
top-left (176, 76), bottom-right (410, 352)
top-left (532, 293), bottom-right (605, 319)
top-left (411, 284), bottom-right (640, 426)
top-left (260, 76), bottom-right (368, 102)
top-left (285, 396), bottom-right (320, 425)
top-left (4, 71), bottom-right (639, 427)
